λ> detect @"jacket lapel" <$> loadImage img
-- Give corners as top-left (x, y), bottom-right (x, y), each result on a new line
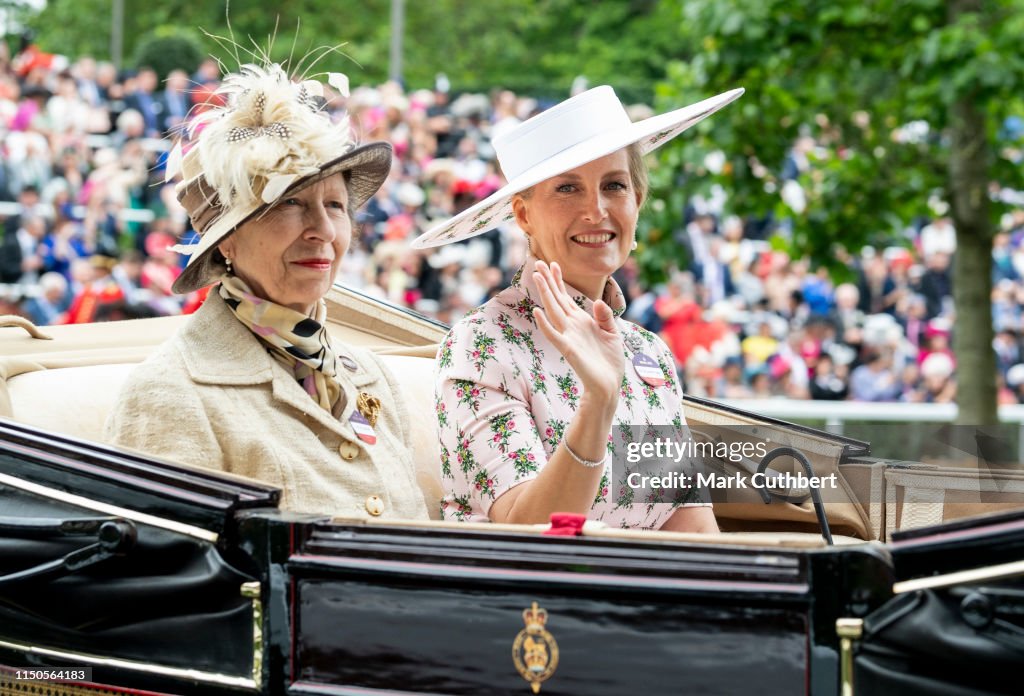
top-left (178, 291), bottom-right (378, 440)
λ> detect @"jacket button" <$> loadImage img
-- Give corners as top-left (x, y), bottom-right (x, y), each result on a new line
top-left (339, 441), bottom-right (359, 460)
top-left (365, 495), bottom-right (384, 516)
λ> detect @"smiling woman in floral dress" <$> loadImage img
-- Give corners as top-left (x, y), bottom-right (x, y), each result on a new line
top-left (413, 86), bottom-right (743, 530)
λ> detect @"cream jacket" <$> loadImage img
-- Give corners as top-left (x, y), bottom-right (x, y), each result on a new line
top-left (105, 292), bottom-right (429, 520)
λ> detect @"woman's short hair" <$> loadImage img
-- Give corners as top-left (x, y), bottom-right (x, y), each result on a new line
top-left (625, 141), bottom-right (649, 206)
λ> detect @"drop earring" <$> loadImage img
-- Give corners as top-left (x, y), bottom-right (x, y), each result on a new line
top-left (224, 256), bottom-right (233, 275)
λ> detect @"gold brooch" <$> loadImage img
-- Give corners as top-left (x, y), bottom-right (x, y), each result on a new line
top-left (356, 392), bottom-right (382, 428)
top-left (512, 602), bottom-right (559, 693)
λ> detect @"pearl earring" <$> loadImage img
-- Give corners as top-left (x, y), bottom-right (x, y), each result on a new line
top-left (631, 240), bottom-right (638, 251)
top-left (224, 256), bottom-right (233, 274)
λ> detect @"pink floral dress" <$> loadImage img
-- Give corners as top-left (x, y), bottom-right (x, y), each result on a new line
top-left (434, 255), bottom-right (711, 529)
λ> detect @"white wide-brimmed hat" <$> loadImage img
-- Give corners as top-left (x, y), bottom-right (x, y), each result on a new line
top-left (410, 85), bottom-right (743, 249)
top-left (169, 63), bottom-right (393, 294)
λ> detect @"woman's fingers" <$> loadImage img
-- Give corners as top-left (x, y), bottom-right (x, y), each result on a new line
top-left (547, 261), bottom-right (578, 314)
top-left (550, 261), bottom-right (568, 298)
top-left (533, 307), bottom-right (567, 352)
top-left (592, 300), bottom-right (618, 333)
top-left (536, 260), bottom-right (577, 316)
top-left (533, 270), bottom-right (567, 331)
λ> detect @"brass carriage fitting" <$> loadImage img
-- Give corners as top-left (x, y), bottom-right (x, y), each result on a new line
top-left (835, 617), bottom-right (864, 696)
top-left (241, 581), bottom-right (263, 686)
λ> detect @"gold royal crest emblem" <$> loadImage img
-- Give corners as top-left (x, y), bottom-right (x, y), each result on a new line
top-left (512, 601), bottom-right (559, 693)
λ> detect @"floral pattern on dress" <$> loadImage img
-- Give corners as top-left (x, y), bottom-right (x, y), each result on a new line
top-left (555, 373), bottom-right (581, 409)
top-left (489, 412), bottom-right (517, 452)
top-left (434, 254), bottom-right (710, 529)
top-left (454, 380), bottom-right (485, 413)
top-left (438, 337), bottom-right (454, 370)
top-left (508, 447), bottom-right (539, 479)
top-left (435, 394), bottom-right (449, 429)
top-left (468, 333), bottom-right (497, 374)
top-left (440, 444), bottom-right (452, 479)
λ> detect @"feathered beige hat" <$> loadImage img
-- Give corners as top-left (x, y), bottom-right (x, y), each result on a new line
top-left (169, 63), bottom-right (392, 294)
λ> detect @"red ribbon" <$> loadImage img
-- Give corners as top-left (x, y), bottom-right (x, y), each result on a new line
top-left (543, 513), bottom-right (587, 536)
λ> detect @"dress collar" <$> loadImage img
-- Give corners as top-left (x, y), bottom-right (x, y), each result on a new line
top-left (510, 254), bottom-right (627, 318)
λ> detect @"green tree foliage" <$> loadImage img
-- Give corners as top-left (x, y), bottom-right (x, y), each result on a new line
top-left (22, 0), bottom-right (676, 95)
top-left (643, 0), bottom-right (1024, 423)
top-left (133, 31), bottom-right (204, 81)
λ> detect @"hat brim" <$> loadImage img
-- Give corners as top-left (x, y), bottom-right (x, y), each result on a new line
top-left (410, 88), bottom-right (743, 249)
top-left (171, 142), bottom-right (393, 294)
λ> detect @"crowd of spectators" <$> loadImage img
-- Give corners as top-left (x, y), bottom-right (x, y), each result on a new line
top-left (2, 38), bottom-right (1024, 405)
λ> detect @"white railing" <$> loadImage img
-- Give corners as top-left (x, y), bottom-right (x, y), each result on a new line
top-left (719, 398), bottom-right (1024, 462)
top-left (719, 399), bottom-right (1024, 425)
top-left (0, 201), bottom-right (155, 224)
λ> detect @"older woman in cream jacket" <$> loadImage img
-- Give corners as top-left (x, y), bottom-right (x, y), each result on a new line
top-left (106, 63), bottom-right (427, 520)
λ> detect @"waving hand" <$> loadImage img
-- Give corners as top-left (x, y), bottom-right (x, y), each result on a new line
top-left (532, 260), bottom-right (625, 402)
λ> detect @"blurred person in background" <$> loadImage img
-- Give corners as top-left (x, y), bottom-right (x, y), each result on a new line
top-left (859, 253), bottom-right (898, 315)
top-left (0, 214), bottom-right (46, 284)
top-left (918, 318), bottom-right (955, 368)
top-left (140, 229), bottom-right (181, 297)
top-left (2, 185), bottom-right (49, 239)
top-left (160, 69), bottom-right (191, 134)
top-left (849, 351), bottom-right (901, 402)
top-left (655, 271), bottom-right (703, 365)
top-left (741, 320), bottom-right (778, 368)
top-left (993, 327), bottom-right (1020, 375)
top-left (23, 271), bottom-right (69, 325)
top-left (123, 67), bottom-right (162, 138)
top-left (1005, 364), bottom-right (1024, 404)
top-left (809, 353), bottom-right (847, 400)
top-left (801, 266), bottom-right (833, 317)
top-left (918, 216), bottom-right (956, 258)
top-left (899, 362), bottom-right (925, 402)
top-left (717, 356), bottom-right (752, 399)
top-left (919, 352), bottom-right (957, 403)
top-left (39, 219), bottom-right (88, 279)
top-left (830, 282), bottom-right (865, 349)
top-left (918, 251), bottom-right (953, 319)
top-left (62, 254), bottom-right (125, 323)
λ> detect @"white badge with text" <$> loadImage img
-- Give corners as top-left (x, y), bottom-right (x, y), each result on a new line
top-left (632, 353), bottom-right (667, 387)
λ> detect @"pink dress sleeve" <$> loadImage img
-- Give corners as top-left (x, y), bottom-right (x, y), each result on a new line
top-left (435, 312), bottom-right (548, 522)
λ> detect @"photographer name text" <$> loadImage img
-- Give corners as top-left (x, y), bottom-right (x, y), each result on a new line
top-left (626, 471), bottom-right (839, 490)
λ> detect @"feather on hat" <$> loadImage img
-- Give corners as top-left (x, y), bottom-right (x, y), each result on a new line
top-left (170, 63), bottom-right (392, 294)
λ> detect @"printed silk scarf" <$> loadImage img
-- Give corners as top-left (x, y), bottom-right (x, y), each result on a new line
top-left (218, 275), bottom-right (343, 415)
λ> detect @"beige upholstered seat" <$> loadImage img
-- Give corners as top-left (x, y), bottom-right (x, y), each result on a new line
top-left (0, 297), bottom-right (884, 545)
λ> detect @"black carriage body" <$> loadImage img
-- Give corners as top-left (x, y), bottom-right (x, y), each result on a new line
top-left (1, 417), bottom-right (1022, 696)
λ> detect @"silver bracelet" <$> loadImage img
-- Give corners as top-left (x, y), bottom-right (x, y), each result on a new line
top-left (562, 439), bottom-right (608, 468)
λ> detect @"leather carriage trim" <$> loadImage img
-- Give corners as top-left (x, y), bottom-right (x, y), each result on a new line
top-left (289, 554), bottom-right (810, 594)
top-left (0, 472), bottom-right (218, 543)
top-left (891, 515), bottom-right (1024, 549)
top-left (893, 558), bottom-right (1024, 594)
top-left (0, 637), bottom-right (256, 690)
